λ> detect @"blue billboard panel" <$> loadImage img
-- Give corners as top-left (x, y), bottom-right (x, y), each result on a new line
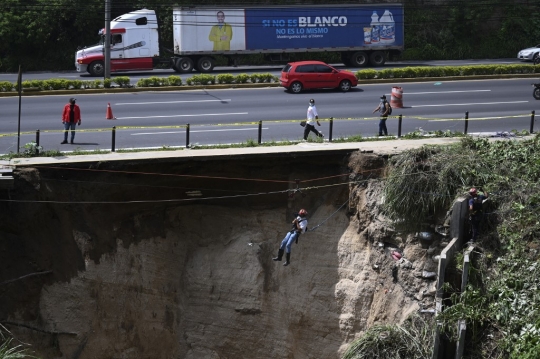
top-left (245, 6), bottom-right (404, 50)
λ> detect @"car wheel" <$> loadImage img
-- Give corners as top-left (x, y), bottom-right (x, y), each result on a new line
top-left (88, 61), bottom-right (104, 77)
top-left (290, 81), bottom-right (303, 93)
top-left (196, 57), bottom-right (215, 73)
top-left (534, 54), bottom-right (540, 65)
top-left (350, 52), bottom-right (368, 67)
top-left (338, 79), bottom-right (352, 92)
top-left (369, 51), bottom-right (386, 66)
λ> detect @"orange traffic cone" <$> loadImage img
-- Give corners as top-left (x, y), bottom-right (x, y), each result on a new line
top-left (106, 102), bottom-right (116, 120)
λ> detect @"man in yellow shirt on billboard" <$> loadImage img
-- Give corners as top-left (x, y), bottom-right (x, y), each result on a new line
top-left (209, 11), bottom-right (232, 51)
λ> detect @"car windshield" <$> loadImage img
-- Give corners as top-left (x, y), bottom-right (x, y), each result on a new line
top-left (282, 64), bottom-right (292, 73)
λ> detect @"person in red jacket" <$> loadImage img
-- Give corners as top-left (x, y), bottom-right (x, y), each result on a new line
top-left (61, 98), bottom-right (81, 144)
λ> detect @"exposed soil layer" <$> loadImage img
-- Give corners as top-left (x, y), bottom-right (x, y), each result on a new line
top-left (0, 150), bottom-right (439, 359)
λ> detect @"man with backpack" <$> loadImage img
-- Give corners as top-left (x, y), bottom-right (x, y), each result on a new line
top-left (372, 95), bottom-right (391, 136)
top-left (272, 209), bottom-right (308, 267)
top-left (468, 187), bottom-right (488, 242)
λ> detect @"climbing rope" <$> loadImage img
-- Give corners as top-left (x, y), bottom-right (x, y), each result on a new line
top-left (308, 199), bottom-right (350, 232)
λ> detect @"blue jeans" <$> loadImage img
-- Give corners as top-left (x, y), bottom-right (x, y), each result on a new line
top-left (379, 117), bottom-right (388, 136)
top-left (279, 231), bottom-right (299, 253)
top-left (64, 122), bottom-right (76, 141)
top-left (470, 215), bottom-right (482, 241)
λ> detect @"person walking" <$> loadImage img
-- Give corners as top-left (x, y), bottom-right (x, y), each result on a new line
top-left (304, 99), bottom-right (324, 140)
top-left (61, 98), bottom-right (81, 144)
top-left (372, 95), bottom-right (390, 136)
top-left (272, 209), bottom-right (308, 266)
top-left (468, 187), bottom-right (488, 242)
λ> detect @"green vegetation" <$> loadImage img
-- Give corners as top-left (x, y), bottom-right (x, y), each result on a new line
top-left (1, 0), bottom-right (538, 72)
top-left (381, 134), bottom-right (540, 357)
top-left (1, 64), bottom-right (536, 94)
top-left (342, 314), bottom-right (436, 359)
top-left (0, 325), bottom-right (37, 359)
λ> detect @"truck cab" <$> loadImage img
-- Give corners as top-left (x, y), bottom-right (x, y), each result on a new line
top-left (75, 9), bottom-right (160, 76)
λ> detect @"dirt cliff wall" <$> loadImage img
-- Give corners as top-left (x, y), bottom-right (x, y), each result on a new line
top-left (0, 150), bottom-right (438, 359)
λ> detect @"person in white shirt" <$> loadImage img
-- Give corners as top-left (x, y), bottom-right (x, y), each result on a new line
top-left (304, 99), bottom-right (324, 140)
top-left (272, 209), bottom-right (308, 266)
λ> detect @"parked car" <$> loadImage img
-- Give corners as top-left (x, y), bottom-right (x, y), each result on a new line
top-left (279, 61), bottom-right (358, 94)
top-left (518, 44), bottom-right (540, 61)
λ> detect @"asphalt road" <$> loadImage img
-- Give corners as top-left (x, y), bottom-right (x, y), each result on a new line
top-left (0, 58), bottom-right (523, 83)
top-left (1, 76), bottom-right (539, 155)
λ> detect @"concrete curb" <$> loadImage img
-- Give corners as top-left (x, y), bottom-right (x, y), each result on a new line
top-left (1, 73), bottom-right (538, 98)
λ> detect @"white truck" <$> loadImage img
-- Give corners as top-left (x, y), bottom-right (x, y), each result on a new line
top-left (75, 5), bottom-right (404, 76)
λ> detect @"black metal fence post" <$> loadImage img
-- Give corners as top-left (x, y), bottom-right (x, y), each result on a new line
top-left (329, 117), bottom-right (333, 142)
top-left (35, 129), bottom-right (40, 147)
top-left (530, 110), bottom-right (535, 134)
top-left (464, 111), bottom-right (469, 135)
top-left (398, 115), bottom-right (402, 138)
top-left (258, 120), bottom-right (262, 144)
top-left (186, 123), bottom-right (190, 148)
top-left (111, 126), bottom-right (116, 152)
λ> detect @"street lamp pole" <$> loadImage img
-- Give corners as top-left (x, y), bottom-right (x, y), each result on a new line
top-left (104, 0), bottom-right (111, 79)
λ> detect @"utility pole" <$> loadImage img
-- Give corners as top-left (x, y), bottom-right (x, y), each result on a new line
top-left (104, 0), bottom-right (111, 79)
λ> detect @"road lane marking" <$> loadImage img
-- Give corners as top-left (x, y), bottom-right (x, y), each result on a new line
top-left (115, 99), bottom-right (231, 105)
top-left (412, 101), bottom-right (528, 108)
top-left (402, 90), bottom-right (491, 95)
top-left (118, 112), bottom-right (248, 119)
top-left (131, 127), bottom-right (268, 135)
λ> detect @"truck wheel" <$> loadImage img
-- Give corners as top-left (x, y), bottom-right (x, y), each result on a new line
top-left (369, 51), bottom-right (386, 66)
top-left (88, 61), bottom-right (104, 77)
top-left (289, 81), bottom-right (303, 94)
top-left (338, 79), bottom-right (352, 92)
top-left (176, 57), bottom-right (194, 73)
top-left (196, 57), bottom-right (215, 73)
top-left (350, 52), bottom-right (368, 67)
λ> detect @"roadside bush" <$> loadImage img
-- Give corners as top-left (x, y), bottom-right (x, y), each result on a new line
top-left (21, 79), bottom-right (44, 90)
top-left (92, 79), bottom-right (102, 89)
top-left (66, 79), bottom-right (83, 89)
top-left (258, 72), bottom-right (278, 83)
top-left (113, 76), bottom-right (131, 88)
top-left (137, 77), bottom-right (167, 87)
top-left (355, 69), bottom-right (377, 79)
top-left (0, 81), bottom-right (14, 91)
top-left (168, 75), bottom-right (182, 86)
top-left (235, 73), bottom-right (250, 83)
top-left (376, 69), bottom-right (394, 79)
top-left (103, 78), bottom-right (112, 88)
top-left (186, 74), bottom-right (215, 85)
top-left (217, 73), bottom-right (235, 84)
top-left (250, 73), bottom-right (262, 83)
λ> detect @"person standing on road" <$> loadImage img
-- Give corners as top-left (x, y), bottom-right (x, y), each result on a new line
top-left (372, 95), bottom-right (390, 136)
top-left (273, 209), bottom-right (308, 266)
top-left (304, 99), bottom-right (324, 140)
top-left (61, 98), bottom-right (81, 144)
top-left (468, 187), bottom-right (488, 242)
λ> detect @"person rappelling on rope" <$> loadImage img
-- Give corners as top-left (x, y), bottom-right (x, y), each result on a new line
top-left (272, 209), bottom-right (308, 267)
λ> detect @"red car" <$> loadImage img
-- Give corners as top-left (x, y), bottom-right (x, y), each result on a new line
top-left (280, 60), bottom-right (358, 94)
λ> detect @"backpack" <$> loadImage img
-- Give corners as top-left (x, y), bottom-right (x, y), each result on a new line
top-left (470, 195), bottom-right (484, 215)
top-left (385, 101), bottom-right (392, 115)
